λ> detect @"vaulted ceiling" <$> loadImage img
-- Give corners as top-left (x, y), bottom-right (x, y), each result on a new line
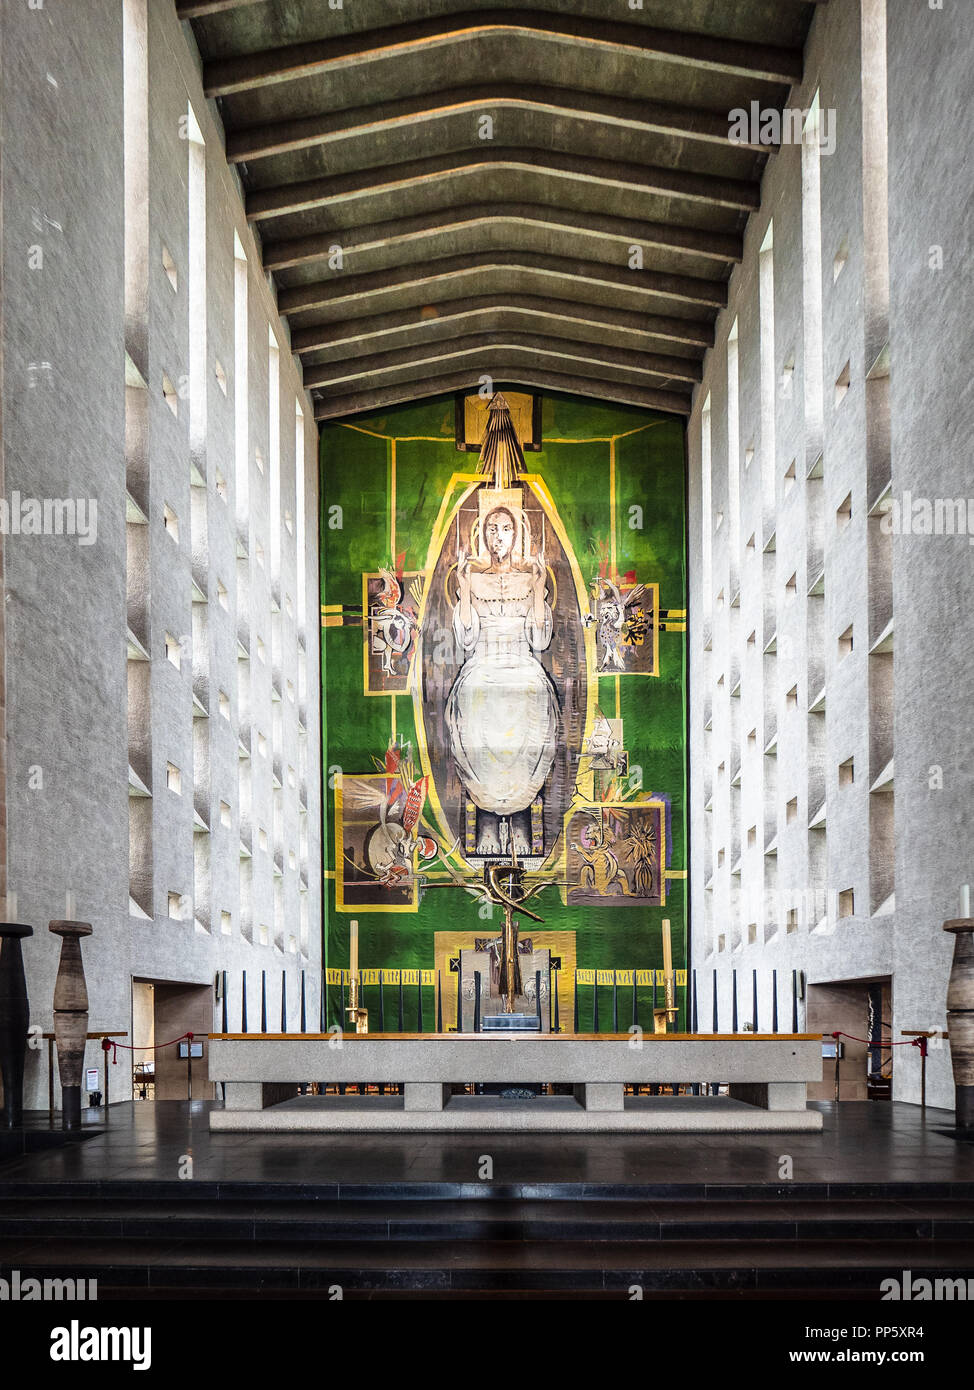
top-left (180, 0), bottom-right (823, 422)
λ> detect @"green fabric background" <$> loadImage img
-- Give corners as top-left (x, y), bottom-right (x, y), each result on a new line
top-left (320, 389), bottom-right (688, 1031)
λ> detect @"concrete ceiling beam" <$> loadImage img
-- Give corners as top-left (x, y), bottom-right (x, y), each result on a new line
top-left (204, 11), bottom-right (803, 97)
top-left (246, 149), bottom-right (759, 222)
top-left (299, 306), bottom-right (707, 367)
top-left (291, 294), bottom-right (714, 355)
top-left (313, 368), bottom-right (692, 422)
top-left (309, 349), bottom-right (691, 401)
top-left (184, 0), bottom-right (825, 18)
top-left (226, 84), bottom-right (764, 163)
top-left (177, 0), bottom-right (264, 16)
top-left (303, 332), bottom-right (703, 390)
top-left (279, 252), bottom-right (727, 316)
top-left (262, 207), bottom-right (743, 273)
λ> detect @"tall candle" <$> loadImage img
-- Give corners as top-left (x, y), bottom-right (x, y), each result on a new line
top-left (65, 889), bottom-right (76, 919)
top-left (662, 918), bottom-right (673, 979)
top-left (349, 919), bottom-right (358, 978)
top-left (962, 886), bottom-right (971, 919)
top-left (3, 891), bottom-right (15, 921)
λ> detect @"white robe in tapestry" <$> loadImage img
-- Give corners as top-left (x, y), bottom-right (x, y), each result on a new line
top-left (445, 568), bottom-right (559, 816)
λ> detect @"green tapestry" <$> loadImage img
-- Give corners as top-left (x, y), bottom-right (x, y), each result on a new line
top-left (319, 388), bottom-right (687, 1032)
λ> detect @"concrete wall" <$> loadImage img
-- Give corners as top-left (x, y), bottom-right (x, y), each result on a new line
top-left (688, 0), bottom-right (970, 1108)
top-left (0, 0), bottom-right (321, 1110)
top-left (884, 0), bottom-right (974, 1108)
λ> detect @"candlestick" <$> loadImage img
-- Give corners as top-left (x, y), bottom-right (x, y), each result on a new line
top-left (346, 921), bottom-right (367, 1034)
top-left (962, 885), bottom-right (971, 919)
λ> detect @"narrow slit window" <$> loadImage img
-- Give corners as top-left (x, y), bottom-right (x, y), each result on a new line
top-left (161, 244), bottom-right (177, 292)
top-left (162, 372), bottom-right (178, 417)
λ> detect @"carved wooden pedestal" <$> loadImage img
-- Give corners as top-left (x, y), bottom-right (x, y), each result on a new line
top-left (49, 920), bottom-right (92, 1131)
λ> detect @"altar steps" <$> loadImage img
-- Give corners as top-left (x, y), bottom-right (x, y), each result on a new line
top-left (0, 1234), bottom-right (971, 1297)
top-left (2, 1188), bottom-right (974, 1296)
top-left (3, 1196), bottom-right (974, 1244)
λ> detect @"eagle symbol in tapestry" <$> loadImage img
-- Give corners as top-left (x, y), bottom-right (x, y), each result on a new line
top-left (586, 576), bottom-right (657, 675)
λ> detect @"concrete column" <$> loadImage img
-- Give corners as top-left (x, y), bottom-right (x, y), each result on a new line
top-left (576, 1082), bottom-right (625, 1111)
top-left (729, 1081), bottom-right (806, 1111)
top-left (223, 1082), bottom-right (262, 1110)
top-left (403, 1082), bottom-right (447, 1111)
top-left (222, 1081), bottom-right (298, 1110)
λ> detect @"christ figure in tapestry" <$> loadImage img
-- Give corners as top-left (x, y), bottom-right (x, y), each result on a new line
top-left (445, 503), bottom-right (559, 857)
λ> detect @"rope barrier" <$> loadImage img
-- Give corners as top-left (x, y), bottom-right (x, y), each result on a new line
top-left (831, 1030), bottom-right (927, 1055)
top-left (101, 1032), bottom-right (194, 1065)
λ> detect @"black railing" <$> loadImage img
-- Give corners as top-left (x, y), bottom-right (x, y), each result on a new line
top-left (218, 966), bottom-right (806, 1037)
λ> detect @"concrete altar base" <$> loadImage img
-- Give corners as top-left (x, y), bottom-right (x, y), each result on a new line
top-left (208, 1034), bottom-right (824, 1133)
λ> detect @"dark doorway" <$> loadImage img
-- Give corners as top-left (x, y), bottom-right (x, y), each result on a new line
top-left (131, 978), bottom-right (213, 1101)
top-left (806, 977), bottom-right (892, 1102)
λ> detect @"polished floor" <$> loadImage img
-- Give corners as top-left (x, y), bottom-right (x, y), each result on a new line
top-left (2, 1101), bottom-right (973, 1300)
top-left (1, 1099), bottom-right (972, 1195)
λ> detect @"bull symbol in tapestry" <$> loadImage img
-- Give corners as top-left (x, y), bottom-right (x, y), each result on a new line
top-left (417, 394), bottom-right (588, 869)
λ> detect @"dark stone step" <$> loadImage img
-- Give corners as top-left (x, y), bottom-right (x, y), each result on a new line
top-left (2, 1178), bottom-right (973, 1202)
top-left (2, 1237), bottom-right (973, 1294)
top-left (1, 1196), bottom-right (972, 1243)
